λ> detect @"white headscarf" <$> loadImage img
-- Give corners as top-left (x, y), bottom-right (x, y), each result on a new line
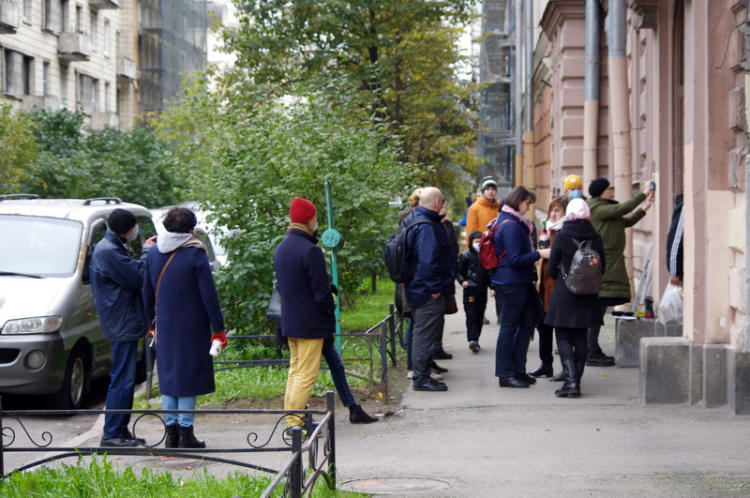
top-left (566, 198), bottom-right (591, 221)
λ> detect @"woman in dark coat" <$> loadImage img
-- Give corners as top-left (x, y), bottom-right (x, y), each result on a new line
top-left (143, 207), bottom-right (226, 448)
top-left (544, 199), bottom-right (606, 397)
top-left (529, 196), bottom-right (568, 380)
top-left (492, 186), bottom-right (550, 388)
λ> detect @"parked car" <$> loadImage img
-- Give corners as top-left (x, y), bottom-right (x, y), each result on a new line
top-left (0, 195), bottom-right (157, 409)
top-left (150, 201), bottom-right (227, 271)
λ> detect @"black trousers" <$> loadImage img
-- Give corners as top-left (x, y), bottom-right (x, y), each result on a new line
top-left (464, 286), bottom-right (488, 343)
top-left (555, 327), bottom-right (588, 364)
top-left (536, 319), bottom-right (555, 366)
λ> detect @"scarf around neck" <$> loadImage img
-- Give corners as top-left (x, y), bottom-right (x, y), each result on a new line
top-left (289, 222), bottom-right (314, 236)
top-left (546, 215), bottom-right (567, 232)
top-left (502, 204), bottom-right (535, 249)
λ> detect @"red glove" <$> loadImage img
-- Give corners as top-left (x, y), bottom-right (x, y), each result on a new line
top-left (211, 331), bottom-right (228, 350)
top-left (147, 329), bottom-right (155, 338)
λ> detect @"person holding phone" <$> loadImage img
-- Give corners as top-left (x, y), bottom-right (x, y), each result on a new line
top-left (586, 178), bottom-right (655, 366)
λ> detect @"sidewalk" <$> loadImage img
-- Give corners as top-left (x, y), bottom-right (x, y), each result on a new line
top-left (8, 293), bottom-right (750, 496)
top-left (333, 293), bottom-right (750, 496)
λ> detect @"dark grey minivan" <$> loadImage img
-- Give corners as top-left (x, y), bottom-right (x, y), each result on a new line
top-left (0, 196), bottom-right (156, 409)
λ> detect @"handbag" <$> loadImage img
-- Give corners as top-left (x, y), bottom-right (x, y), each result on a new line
top-left (151, 249), bottom-right (180, 347)
top-left (445, 293), bottom-right (459, 315)
top-left (266, 281), bottom-right (282, 325)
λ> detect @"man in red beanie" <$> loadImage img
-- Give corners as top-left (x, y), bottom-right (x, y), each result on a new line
top-left (274, 197), bottom-right (336, 435)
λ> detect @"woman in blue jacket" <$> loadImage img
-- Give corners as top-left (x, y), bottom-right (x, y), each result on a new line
top-left (492, 187), bottom-right (550, 388)
top-left (144, 207), bottom-right (226, 449)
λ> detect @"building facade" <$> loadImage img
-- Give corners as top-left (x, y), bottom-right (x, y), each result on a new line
top-left (529, 0), bottom-right (750, 413)
top-left (0, 0), bottom-right (207, 129)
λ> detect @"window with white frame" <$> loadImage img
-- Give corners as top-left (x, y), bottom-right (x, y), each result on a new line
top-left (60, 65), bottom-right (68, 106)
top-left (61, 0), bottom-right (69, 31)
top-left (104, 82), bottom-right (109, 112)
top-left (43, 0), bottom-right (60, 33)
top-left (75, 5), bottom-right (82, 32)
top-left (90, 11), bottom-right (97, 49)
top-left (3, 50), bottom-right (34, 98)
top-left (103, 20), bottom-right (110, 55)
top-left (76, 72), bottom-right (98, 113)
top-left (22, 0), bottom-right (29, 20)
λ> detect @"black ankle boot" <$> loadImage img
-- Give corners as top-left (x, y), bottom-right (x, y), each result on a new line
top-left (178, 425), bottom-right (206, 448)
top-left (554, 359), bottom-right (580, 397)
top-left (165, 424), bottom-right (179, 448)
top-left (349, 404), bottom-right (379, 424)
top-left (575, 360), bottom-right (586, 388)
top-left (528, 363), bottom-right (553, 378)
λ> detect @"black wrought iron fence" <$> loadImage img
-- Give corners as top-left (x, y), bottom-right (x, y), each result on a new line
top-left (0, 391), bottom-right (337, 498)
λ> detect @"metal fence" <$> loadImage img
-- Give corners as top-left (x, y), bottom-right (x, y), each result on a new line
top-left (0, 391), bottom-right (338, 498)
top-left (210, 304), bottom-right (404, 400)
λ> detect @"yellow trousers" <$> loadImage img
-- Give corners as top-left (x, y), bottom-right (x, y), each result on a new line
top-left (285, 337), bottom-right (324, 427)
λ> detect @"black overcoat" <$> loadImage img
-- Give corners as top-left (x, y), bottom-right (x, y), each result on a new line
top-left (544, 220), bottom-right (606, 329)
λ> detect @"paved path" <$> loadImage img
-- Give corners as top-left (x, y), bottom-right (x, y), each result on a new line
top-left (334, 298), bottom-right (750, 497)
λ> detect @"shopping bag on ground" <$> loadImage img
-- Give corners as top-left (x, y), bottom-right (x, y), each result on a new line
top-left (659, 283), bottom-right (683, 325)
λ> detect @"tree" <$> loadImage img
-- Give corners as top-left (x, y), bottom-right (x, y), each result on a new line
top-left (222, 0), bottom-right (480, 209)
top-left (186, 85), bottom-right (419, 333)
top-left (0, 105), bottom-right (38, 193)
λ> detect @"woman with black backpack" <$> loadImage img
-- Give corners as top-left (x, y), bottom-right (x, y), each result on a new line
top-left (544, 198), bottom-right (606, 397)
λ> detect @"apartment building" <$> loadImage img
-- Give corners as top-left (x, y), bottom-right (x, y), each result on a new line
top-left (0, 0), bottom-right (207, 130)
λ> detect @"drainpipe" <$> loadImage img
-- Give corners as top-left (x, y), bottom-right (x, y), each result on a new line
top-left (583, 0), bottom-right (601, 192)
top-left (514, 0), bottom-right (524, 187)
top-left (524, 0), bottom-right (536, 209)
top-left (608, 0), bottom-right (634, 296)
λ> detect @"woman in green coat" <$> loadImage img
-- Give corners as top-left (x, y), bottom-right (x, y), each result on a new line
top-left (585, 178), bottom-right (655, 366)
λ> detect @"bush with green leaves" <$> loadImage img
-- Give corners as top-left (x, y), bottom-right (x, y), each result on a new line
top-left (189, 85), bottom-right (419, 334)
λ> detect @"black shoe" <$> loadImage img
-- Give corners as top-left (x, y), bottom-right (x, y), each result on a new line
top-left (349, 403), bottom-right (379, 424)
top-left (433, 348), bottom-right (453, 360)
top-left (430, 361), bottom-right (449, 373)
top-left (100, 437), bottom-right (139, 447)
top-left (498, 375), bottom-right (529, 388)
top-left (549, 370), bottom-right (566, 382)
top-left (469, 341), bottom-right (480, 353)
top-left (528, 364), bottom-right (553, 378)
top-left (516, 372), bottom-right (537, 384)
top-left (586, 350), bottom-right (615, 367)
top-left (123, 428), bottom-right (146, 445)
top-left (482, 316), bottom-right (490, 325)
top-left (413, 379), bottom-right (448, 392)
top-left (178, 425), bottom-right (206, 449)
top-left (165, 424), bottom-right (179, 448)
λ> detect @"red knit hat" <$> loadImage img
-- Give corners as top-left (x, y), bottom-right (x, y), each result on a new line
top-left (290, 197), bottom-right (316, 223)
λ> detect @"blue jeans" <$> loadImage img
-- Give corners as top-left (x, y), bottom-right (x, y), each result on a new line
top-left (495, 284), bottom-right (533, 378)
top-left (162, 395), bottom-right (197, 427)
top-left (104, 340), bottom-right (138, 439)
top-left (322, 341), bottom-right (355, 408)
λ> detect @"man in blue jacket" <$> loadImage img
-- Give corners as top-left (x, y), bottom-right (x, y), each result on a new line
top-left (404, 187), bottom-right (456, 392)
top-left (90, 208), bottom-right (155, 447)
top-left (274, 197), bottom-right (336, 434)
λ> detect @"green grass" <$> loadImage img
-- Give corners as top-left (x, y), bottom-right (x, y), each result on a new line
top-left (135, 279), bottom-right (396, 408)
top-left (0, 456), bottom-right (363, 497)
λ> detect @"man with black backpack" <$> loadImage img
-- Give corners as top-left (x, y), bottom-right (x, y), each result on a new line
top-left (402, 187), bottom-right (456, 392)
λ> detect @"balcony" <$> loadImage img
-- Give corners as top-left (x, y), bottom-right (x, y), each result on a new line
top-left (22, 95), bottom-right (59, 111)
top-left (58, 32), bottom-right (91, 61)
top-left (88, 0), bottom-right (118, 8)
top-left (0, 0), bottom-right (19, 34)
top-left (117, 56), bottom-right (136, 81)
top-left (90, 112), bottom-right (119, 132)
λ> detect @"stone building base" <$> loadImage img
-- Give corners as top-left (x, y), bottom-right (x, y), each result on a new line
top-left (639, 338), bottom-right (750, 415)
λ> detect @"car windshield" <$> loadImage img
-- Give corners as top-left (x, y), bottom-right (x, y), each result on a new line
top-left (0, 215), bottom-right (83, 277)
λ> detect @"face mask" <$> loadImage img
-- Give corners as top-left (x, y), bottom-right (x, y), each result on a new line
top-left (569, 190), bottom-right (583, 200)
top-left (472, 241), bottom-right (480, 252)
top-left (125, 226), bottom-right (139, 242)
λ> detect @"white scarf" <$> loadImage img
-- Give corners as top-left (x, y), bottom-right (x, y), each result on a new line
top-left (546, 215), bottom-right (567, 232)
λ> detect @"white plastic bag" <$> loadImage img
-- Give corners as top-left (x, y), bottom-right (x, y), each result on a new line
top-left (659, 283), bottom-right (683, 325)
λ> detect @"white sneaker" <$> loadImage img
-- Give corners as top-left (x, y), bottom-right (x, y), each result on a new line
top-left (431, 372), bottom-right (443, 381)
top-left (407, 371), bottom-right (414, 379)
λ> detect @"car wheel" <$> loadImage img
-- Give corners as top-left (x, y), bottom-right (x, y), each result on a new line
top-left (50, 347), bottom-right (88, 410)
